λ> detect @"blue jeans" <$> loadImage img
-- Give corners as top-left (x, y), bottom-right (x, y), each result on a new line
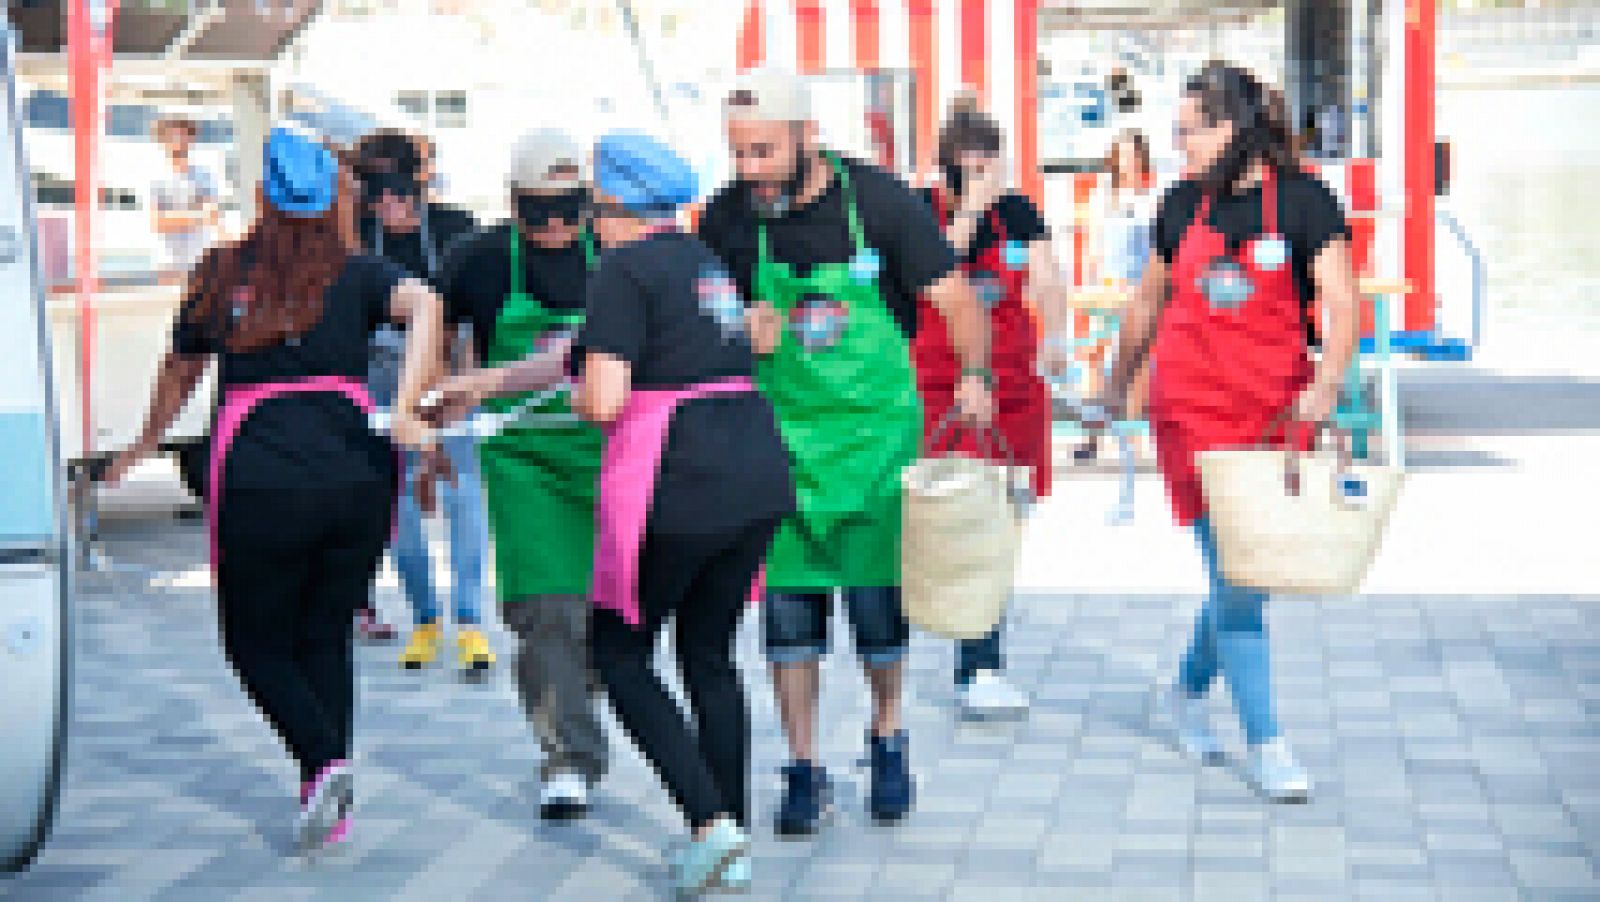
top-left (1178, 516), bottom-right (1278, 745)
top-left (391, 430), bottom-right (489, 626)
top-left (955, 618), bottom-right (1005, 686)
top-left (763, 587), bottom-right (908, 668)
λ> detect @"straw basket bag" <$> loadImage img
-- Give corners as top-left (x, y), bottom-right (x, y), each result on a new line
top-left (901, 418), bottom-right (1031, 640)
top-left (1197, 419), bottom-right (1403, 595)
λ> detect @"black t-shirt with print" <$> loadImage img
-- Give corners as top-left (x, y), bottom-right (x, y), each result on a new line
top-left (697, 155), bottom-right (957, 339)
top-left (439, 222), bottom-right (593, 361)
top-left (172, 251), bottom-right (405, 491)
top-left (575, 231), bottom-right (795, 537)
top-left (1155, 169), bottom-right (1351, 311)
top-left (923, 190), bottom-right (1049, 266)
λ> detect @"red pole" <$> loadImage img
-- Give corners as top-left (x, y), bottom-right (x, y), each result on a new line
top-left (1014, 0), bottom-right (1040, 206)
top-left (68, 1), bottom-right (97, 460)
top-left (1403, 0), bottom-right (1436, 334)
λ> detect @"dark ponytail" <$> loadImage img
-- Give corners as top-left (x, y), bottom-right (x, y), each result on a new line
top-left (1183, 61), bottom-right (1297, 203)
top-left (937, 92), bottom-right (1003, 203)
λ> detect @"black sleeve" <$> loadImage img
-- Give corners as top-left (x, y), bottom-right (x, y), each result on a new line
top-left (576, 252), bottom-right (649, 370)
top-left (350, 253), bottom-right (408, 331)
top-left (1287, 174), bottom-right (1352, 262)
top-left (695, 189), bottom-right (757, 302)
top-left (858, 166), bottom-right (958, 293)
top-left (1155, 180), bottom-right (1201, 263)
top-left (170, 248), bottom-right (223, 356)
top-left (438, 233), bottom-right (486, 329)
top-left (997, 193), bottom-right (1048, 244)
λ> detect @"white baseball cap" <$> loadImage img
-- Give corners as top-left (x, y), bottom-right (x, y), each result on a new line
top-left (723, 69), bottom-right (812, 123)
top-left (509, 128), bottom-right (584, 192)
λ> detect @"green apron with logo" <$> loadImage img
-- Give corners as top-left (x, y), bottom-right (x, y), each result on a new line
top-left (477, 228), bottom-right (602, 599)
top-left (753, 156), bottom-right (922, 589)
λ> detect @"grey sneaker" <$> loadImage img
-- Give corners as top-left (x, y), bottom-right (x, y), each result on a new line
top-left (1155, 686), bottom-right (1224, 764)
top-left (1245, 738), bottom-right (1312, 803)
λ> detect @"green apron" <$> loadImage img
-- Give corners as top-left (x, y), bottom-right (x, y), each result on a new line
top-left (754, 156), bottom-right (922, 589)
top-left (477, 228), bottom-right (602, 599)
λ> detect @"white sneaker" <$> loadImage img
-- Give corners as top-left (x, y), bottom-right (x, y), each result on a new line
top-left (539, 771), bottom-right (590, 820)
top-left (1246, 739), bottom-right (1312, 803)
top-left (1155, 686), bottom-right (1225, 764)
top-left (959, 670), bottom-right (1030, 719)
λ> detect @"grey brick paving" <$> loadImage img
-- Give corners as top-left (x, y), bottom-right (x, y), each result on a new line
top-left (1, 518), bottom-right (1597, 900)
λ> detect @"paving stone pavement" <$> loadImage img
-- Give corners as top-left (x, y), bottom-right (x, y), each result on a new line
top-left (3, 516), bottom-right (1598, 901)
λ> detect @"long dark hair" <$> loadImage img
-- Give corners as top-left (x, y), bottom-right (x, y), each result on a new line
top-left (1182, 62), bottom-right (1296, 200)
top-left (185, 162), bottom-right (355, 353)
top-left (936, 93), bottom-right (1003, 201)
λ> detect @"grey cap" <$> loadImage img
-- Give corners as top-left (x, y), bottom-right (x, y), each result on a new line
top-left (723, 69), bottom-right (812, 123)
top-left (509, 128), bottom-right (585, 192)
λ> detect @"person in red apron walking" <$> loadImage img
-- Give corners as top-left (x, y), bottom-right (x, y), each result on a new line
top-left (106, 127), bottom-right (445, 852)
top-left (915, 96), bottom-right (1070, 720)
top-left (1100, 63), bottom-right (1361, 802)
top-left (572, 132), bottom-right (793, 895)
top-left (698, 70), bottom-right (992, 838)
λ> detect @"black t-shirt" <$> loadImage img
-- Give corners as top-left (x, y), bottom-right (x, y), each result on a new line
top-left (1155, 169), bottom-right (1351, 311)
top-left (359, 203), bottom-right (477, 286)
top-left (576, 231), bottom-right (795, 537)
top-left (173, 251), bottom-right (405, 491)
top-left (440, 222), bottom-right (593, 361)
top-left (923, 190), bottom-right (1049, 266)
top-left (697, 156), bottom-right (956, 339)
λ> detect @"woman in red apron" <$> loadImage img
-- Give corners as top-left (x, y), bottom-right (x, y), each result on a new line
top-left (574, 132), bottom-right (793, 896)
top-left (1100, 64), bottom-right (1361, 802)
top-left (913, 97), bottom-right (1065, 719)
top-left (106, 127), bottom-right (444, 853)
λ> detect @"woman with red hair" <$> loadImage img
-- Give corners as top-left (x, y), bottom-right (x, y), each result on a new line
top-left (108, 127), bottom-right (444, 852)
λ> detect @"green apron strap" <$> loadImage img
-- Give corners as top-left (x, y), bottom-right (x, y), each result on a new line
top-left (509, 226), bottom-right (525, 297)
top-left (582, 228), bottom-right (596, 270)
top-left (826, 154), bottom-right (868, 254)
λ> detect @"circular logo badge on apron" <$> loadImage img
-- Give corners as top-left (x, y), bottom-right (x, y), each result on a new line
top-left (1002, 239), bottom-right (1029, 271)
top-left (1253, 234), bottom-right (1290, 272)
top-left (790, 293), bottom-right (850, 351)
top-left (848, 248), bottom-right (882, 284)
top-left (972, 273), bottom-right (1005, 310)
top-left (1197, 255), bottom-right (1255, 311)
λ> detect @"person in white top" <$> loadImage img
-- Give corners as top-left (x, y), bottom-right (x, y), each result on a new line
top-left (1076, 129), bottom-right (1158, 460)
top-left (149, 117), bottom-right (220, 283)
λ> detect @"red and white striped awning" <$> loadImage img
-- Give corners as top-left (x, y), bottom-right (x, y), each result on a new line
top-left (736, 0), bottom-right (1043, 201)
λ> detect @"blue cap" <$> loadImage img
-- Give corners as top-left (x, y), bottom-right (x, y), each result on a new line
top-left (263, 126), bottom-right (338, 215)
top-left (593, 131), bottom-right (698, 214)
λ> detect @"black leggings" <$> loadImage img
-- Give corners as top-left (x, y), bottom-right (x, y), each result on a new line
top-left (216, 481), bottom-right (390, 784)
top-left (590, 519), bottom-right (777, 832)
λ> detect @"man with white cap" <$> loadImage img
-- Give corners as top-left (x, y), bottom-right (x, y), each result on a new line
top-left (698, 69), bottom-right (993, 835)
top-left (433, 127), bottom-right (608, 819)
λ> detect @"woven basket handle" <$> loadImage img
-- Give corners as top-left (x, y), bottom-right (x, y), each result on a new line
top-left (1257, 408), bottom-right (1352, 497)
top-left (926, 407), bottom-right (1018, 467)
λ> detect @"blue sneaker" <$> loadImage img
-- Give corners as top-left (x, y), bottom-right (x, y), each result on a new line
top-left (774, 761), bottom-right (832, 837)
top-left (672, 817), bottom-right (749, 897)
top-left (867, 731), bottom-right (914, 823)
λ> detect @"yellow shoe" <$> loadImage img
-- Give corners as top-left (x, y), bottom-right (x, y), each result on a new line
top-left (457, 628), bottom-right (495, 677)
top-left (399, 623), bottom-right (442, 670)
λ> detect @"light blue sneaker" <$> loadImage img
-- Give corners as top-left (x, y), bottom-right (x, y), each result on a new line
top-left (717, 854), bottom-right (751, 893)
top-left (1246, 739), bottom-right (1312, 803)
top-left (1154, 685), bottom-right (1225, 764)
top-left (672, 817), bottom-right (749, 897)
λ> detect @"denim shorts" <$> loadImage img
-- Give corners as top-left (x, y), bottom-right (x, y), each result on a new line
top-left (762, 587), bottom-right (908, 667)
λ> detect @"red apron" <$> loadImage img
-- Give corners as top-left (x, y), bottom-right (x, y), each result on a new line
top-left (591, 377), bottom-right (765, 627)
top-left (1146, 169), bottom-right (1314, 526)
top-left (207, 376), bottom-right (391, 574)
top-left (912, 190), bottom-right (1052, 496)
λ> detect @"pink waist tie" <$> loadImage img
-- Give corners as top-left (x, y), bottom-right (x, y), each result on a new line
top-left (207, 376), bottom-right (387, 575)
top-left (591, 376), bottom-right (764, 627)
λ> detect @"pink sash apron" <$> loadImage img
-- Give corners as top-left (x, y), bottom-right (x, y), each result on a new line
top-left (207, 375), bottom-right (389, 574)
top-left (591, 376), bottom-right (765, 626)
